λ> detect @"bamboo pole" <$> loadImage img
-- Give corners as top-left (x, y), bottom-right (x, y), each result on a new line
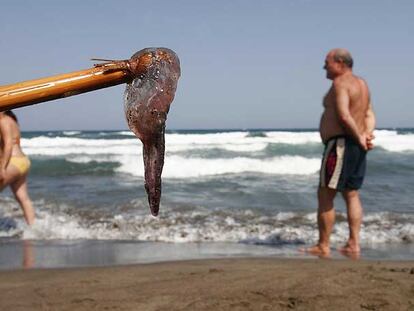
top-left (0, 65), bottom-right (133, 111)
top-left (0, 49), bottom-right (164, 112)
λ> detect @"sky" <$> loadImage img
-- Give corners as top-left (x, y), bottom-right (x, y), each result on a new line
top-left (0, 0), bottom-right (413, 130)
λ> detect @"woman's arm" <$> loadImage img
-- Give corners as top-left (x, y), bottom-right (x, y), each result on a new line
top-left (0, 115), bottom-right (13, 176)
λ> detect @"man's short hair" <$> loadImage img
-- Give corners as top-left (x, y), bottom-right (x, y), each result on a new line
top-left (333, 49), bottom-right (354, 68)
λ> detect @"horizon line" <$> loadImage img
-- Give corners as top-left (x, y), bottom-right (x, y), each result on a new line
top-left (21, 126), bottom-right (413, 133)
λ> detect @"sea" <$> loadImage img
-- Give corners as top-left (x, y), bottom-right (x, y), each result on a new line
top-left (0, 128), bottom-right (413, 268)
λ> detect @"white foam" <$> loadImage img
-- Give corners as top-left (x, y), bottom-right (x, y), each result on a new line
top-left (21, 130), bottom-right (414, 157)
top-left (112, 131), bottom-right (135, 136)
top-left (122, 211), bottom-right (413, 245)
top-left (19, 130), bottom-right (414, 173)
top-left (116, 155), bottom-right (321, 178)
top-left (373, 130), bottom-right (414, 152)
top-left (23, 213), bottom-right (91, 240)
top-left (20, 133), bottom-right (324, 177)
top-left (166, 131), bottom-right (320, 153)
top-left (222, 143), bottom-right (268, 152)
top-left (22, 137), bottom-right (142, 156)
top-left (266, 131), bottom-right (321, 144)
top-left (1, 205), bottom-right (408, 245)
top-left (63, 131), bottom-right (81, 136)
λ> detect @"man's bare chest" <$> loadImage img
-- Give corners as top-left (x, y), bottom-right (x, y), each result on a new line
top-left (323, 88), bottom-right (335, 109)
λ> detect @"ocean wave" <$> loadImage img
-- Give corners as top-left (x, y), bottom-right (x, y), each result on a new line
top-left (117, 155), bottom-right (321, 178)
top-left (22, 137), bottom-right (141, 156)
top-left (63, 131), bottom-right (81, 136)
top-left (112, 131), bottom-right (135, 136)
top-left (20, 130), bottom-right (414, 158)
top-left (5, 205), bottom-right (411, 245)
top-left (374, 130), bottom-right (414, 152)
top-left (246, 131), bottom-right (268, 138)
top-left (26, 153), bottom-right (320, 177)
top-left (19, 130), bottom-right (414, 180)
top-left (2, 195), bottom-right (412, 245)
top-left (30, 158), bottom-right (119, 176)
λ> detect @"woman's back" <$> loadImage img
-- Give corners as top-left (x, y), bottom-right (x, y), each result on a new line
top-left (0, 112), bottom-right (24, 156)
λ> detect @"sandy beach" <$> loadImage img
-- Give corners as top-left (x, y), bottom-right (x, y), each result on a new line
top-left (0, 258), bottom-right (413, 311)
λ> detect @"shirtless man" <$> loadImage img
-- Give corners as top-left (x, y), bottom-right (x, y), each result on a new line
top-left (306, 49), bottom-right (375, 257)
top-left (0, 111), bottom-right (34, 225)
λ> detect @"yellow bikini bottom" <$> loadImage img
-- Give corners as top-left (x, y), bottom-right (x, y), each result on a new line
top-left (9, 156), bottom-right (31, 175)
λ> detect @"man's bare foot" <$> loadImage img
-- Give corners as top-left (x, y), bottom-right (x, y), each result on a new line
top-left (338, 244), bottom-right (360, 260)
top-left (338, 243), bottom-right (360, 253)
top-left (299, 244), bottom-right (330, 258)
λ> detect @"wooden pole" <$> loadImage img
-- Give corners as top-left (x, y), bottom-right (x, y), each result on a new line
top-left (0, 63), bottom-right (133, 111)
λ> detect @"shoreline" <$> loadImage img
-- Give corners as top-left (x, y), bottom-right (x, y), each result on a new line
top-left (1, 239), bottom-right (413, 270)
top-left (0, 257), bottom-right (413, 310)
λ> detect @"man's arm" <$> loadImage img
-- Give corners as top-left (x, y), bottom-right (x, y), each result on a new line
top-left (334, 81), bottom-right (367, 150)
top-left (365, 101), bottom-right (376, 150)
top-left (365, 94), bottom-right (376, 134)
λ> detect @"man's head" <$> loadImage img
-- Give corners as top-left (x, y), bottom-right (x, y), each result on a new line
top-left (324, 48), bottom-right (353, 80)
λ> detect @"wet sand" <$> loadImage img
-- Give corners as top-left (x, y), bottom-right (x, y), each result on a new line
top-left (0, 258), bottom-right (413, 311)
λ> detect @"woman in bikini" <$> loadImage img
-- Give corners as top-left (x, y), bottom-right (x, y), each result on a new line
top-left (0, 110), bottom-right (34, 225)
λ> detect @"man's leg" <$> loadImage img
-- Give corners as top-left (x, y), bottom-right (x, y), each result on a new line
top-left (304, 187), bottom-right (337, 255)
top-left (340, 190), bottom-right (362, 253)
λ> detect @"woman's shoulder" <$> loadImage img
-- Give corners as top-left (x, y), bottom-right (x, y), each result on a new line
top-left (0, 113), bottom-right (19, 133)
top-left (0, 114), bottom-right (12, 126)
top-left (0, 113), bottom-right (16, 123)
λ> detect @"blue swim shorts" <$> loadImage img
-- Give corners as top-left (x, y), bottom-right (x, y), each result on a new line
top-left (319, 135), bottom-right (367, 191)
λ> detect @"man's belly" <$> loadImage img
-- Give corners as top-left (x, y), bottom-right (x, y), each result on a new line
top-left (319, 114), bottom-right (345, 143)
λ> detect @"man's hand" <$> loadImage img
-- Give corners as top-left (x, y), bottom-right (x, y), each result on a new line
top-left (358, 133), bottom-right (369, 151)
top-left (359, 132), bottom-right (375, 151)
top-left (366, 133), bottom-right (375, 150)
